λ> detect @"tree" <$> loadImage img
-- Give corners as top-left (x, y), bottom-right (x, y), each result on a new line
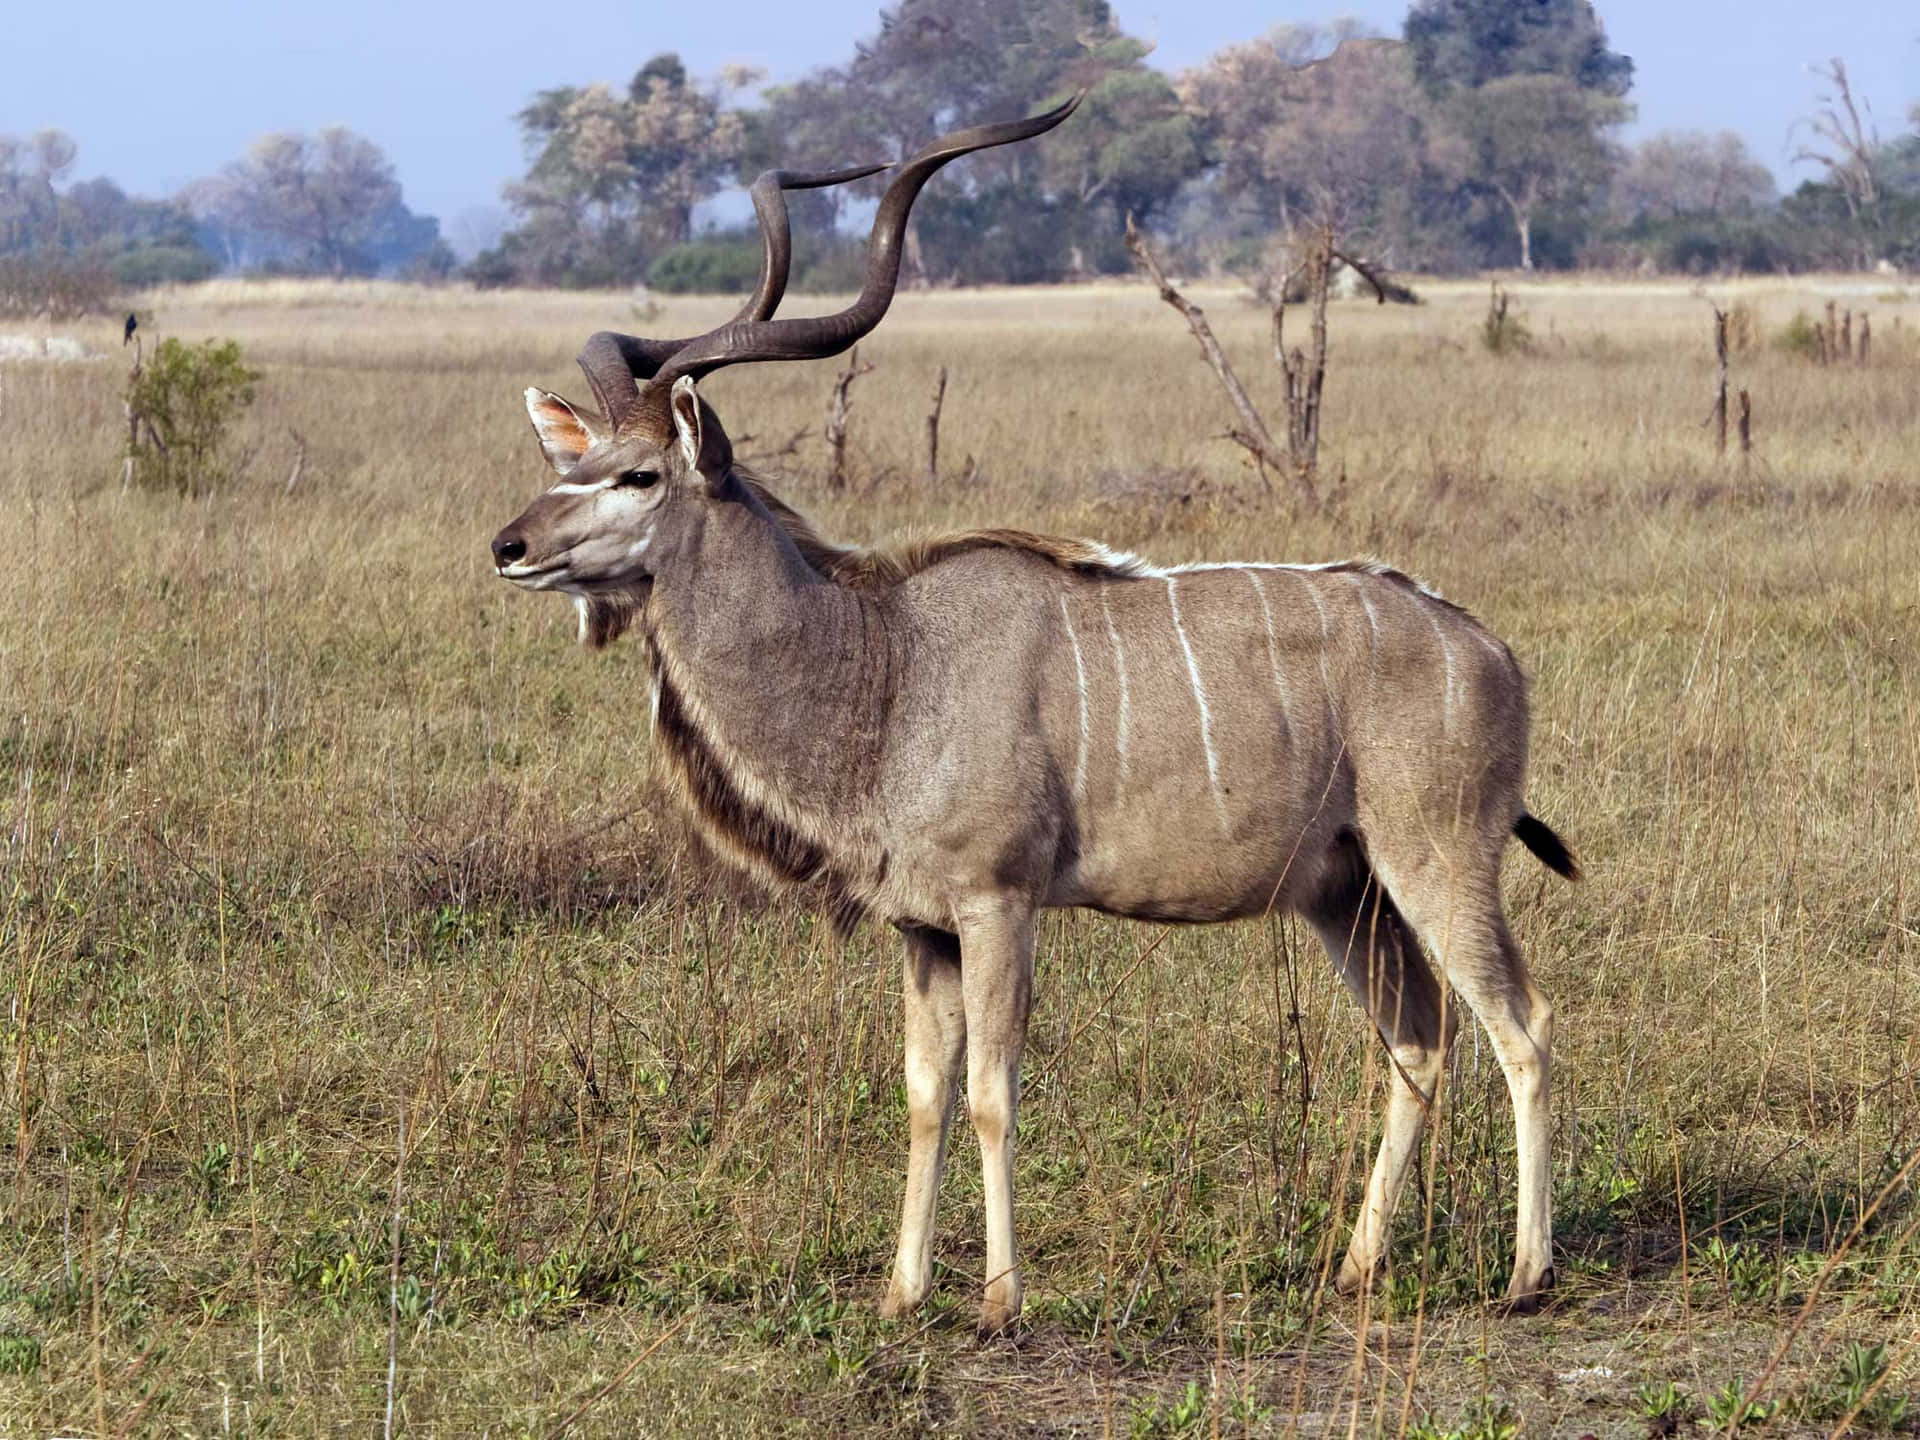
top-left (0, 129), bottom-right (77, 252)
top-left (1444, 73), bottom-right (1626, 269)
top-left (753, 0), bottom-right (1198, 282)
top-left (1182, 28), bottom-right (1443, 264)
top-left (492, 55), bottom-right (751, 287)
top-left (1405, 0), bottom-right (1632, 98)
top-left (1036, 59), bottom-right (1203, 271)
top-left (197, 127), bottom-right (439, 277)
top-left (1788, 58), bottom-right (1896, 268)
top-left (1615, 131), bottom-right (1774, 221)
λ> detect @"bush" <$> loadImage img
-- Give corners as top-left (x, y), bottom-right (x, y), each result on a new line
top-left (126, 337), bottom-right (262, 496)
top-left (1481, 284), bottom-right (1533, 355)
top-left (648, 236), bottom-right (762, 294)
top-left (0, 252), bottom-right (117, 319)
top-left (1774, 309), bottom-right (1822, 361)
top-left (793, 239), bottom-right (870, 294)
top-left (110, 244), bottom-right (219, 288)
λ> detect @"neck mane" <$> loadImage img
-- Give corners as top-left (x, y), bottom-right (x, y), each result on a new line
top-left (735, 465), bottom-right (1154, 589)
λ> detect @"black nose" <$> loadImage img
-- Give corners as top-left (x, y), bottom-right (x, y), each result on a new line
top-left (492, 531), bottom-right (526, 567)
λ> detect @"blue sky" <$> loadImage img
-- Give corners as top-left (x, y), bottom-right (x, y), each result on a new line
top-left (5, 0), bottom-right (1915, 243)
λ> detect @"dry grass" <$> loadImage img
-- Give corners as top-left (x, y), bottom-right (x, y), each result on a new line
top-left (2, 275), bottom-right (1918, 1435)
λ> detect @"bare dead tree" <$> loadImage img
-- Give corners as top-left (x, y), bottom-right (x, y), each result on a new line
top-left (1840, 308), bottom-right (1854, 362)
top-left (824, 345), bottom-right (875, 493)
top-left (1737, 388), bottom-right (1752, 461)
top-left (924, 366), bottom-right (947, 486)
top-left (1793, 59), bottom-right (1881, 262)
top-left (1859, 314), bottom-right (1871, 366)
top-left (1127, 214), bottom-right (1389, 502)
top-left (1125, 214), bottom-right (1297, 499)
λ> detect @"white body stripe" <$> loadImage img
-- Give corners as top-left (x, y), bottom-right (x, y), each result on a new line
top-left (1242, 569), bottom-right (1296, 742)
top-left (1292, 570), bottom-right (1340, 722)
top-left (1351, 574), bottom-right (1382, 677)
top-left (1059, 596), bottom-right (1090, 805)
top-left (1426, 609), bottom-right (1458, 730)
top-left (1099, 582), bottom-right (1132, 782)
top-left (1165, 576), bottom-right (1230, 832)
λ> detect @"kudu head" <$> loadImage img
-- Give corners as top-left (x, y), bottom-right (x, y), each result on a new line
top-left (490, 97), bottom-right (1081, 645)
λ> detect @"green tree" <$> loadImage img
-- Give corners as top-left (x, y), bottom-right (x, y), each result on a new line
top-left (1445, 74), bottom-right (1626, 269)
top-left (1182, 28), bottom-right (1445, 264)
top-left (494, 55), bottom-right (751, 286)
top-left (1405, 0), bottom-right (1632, 97)
top-left (753, 0), bottom-right (1198, 282)
top-left (190, 127), bottom-right (439, 277)
top-left (0, 129), bottom-right (76, 252)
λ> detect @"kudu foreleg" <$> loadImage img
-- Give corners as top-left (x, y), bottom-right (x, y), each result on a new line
top-left (881, 925), bottom-right (966, 1318)
top-left (957, 899), bottom-right (1035, 1335)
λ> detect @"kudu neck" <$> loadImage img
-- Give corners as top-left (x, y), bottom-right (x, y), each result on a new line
top-left (644, 475), bottom-right (891, 809)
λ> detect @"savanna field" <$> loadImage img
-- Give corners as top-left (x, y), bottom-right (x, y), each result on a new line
top-left (1, 275), bottom-right (1917, 1434)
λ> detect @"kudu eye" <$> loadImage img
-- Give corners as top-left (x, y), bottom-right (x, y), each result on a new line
top-left (618, 468), bottom-right (661, 489)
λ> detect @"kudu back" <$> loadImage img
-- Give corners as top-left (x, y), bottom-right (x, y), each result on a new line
top-left (490, 99), bottom-right (1579, 1334)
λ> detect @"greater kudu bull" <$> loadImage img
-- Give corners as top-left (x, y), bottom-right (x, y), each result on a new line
top-left (490, 97), bottom-right (1579, 1334)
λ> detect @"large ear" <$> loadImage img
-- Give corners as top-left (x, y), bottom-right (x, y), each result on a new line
top-left (669, 376), bottom-right (733, 487)
top-left (524, 388), bottom-right (604, 476)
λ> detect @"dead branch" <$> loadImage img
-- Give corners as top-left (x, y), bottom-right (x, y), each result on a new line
top-left (1791, 59), bottom-right (1880, 223)
top-left (733, 426), bottom-right (810, 465)
top-left (284, 428), bottom-right (308, 495)
top-left (1327, 248), bottom-right (1393, 305)
top-left (924, 366), bottom-right (947, 486)
top-left (824, 345), bottom-right (875, 493)
top-left (1273, 224), bottom-right (1335, 483)
top-left (1125, 213), bottom-right (1306, 502)
top-left (1705, 303), bottom-right (1729, 456)
top-left (122, 332), bottom-right (144, 491)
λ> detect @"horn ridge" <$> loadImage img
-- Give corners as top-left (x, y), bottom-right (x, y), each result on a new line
top-left (574, 162), bottom-right (888, 428)
top-left (642, 93), bottom-right (1084, 397)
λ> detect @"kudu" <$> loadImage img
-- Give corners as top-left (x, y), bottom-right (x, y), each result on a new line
top-left (490, 98), bottom-right (1579, 1334)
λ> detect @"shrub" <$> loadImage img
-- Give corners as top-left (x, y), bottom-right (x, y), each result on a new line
top-left (0, 252), bottom-right (116, 319)
top-left (126, 337), bottom-right (262, 496)
top-left (1481, 283), bottom-right (1533, 355)
top-left (110, 244), bottom-right (219, 288)
top-left (648, 236), bottom-right (763, 294)
top-left (1774, 309), bottom-right (1822, 361)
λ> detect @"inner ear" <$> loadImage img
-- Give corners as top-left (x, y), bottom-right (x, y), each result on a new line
top-left (669, 377), bottom-right (703, 472)
top-left (669, 376), bottom-right (733, 487)
top-left (525, 388), bottom-right (603, 476)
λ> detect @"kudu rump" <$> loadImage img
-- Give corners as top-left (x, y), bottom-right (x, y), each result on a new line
top-left (490, 98), bottom-right (1579, 1333)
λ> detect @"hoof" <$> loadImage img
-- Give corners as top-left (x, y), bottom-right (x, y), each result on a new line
top-left (976, 1293), bottom-right (1021, 1338)
top-left (1501, 1265), bottom-right (1556, 1315)
top-left (879, 1273), bottom-right (931, 1320)
top-left (878, 1289), bottom-right (918, 1321)
top-left (1334, 1253), bottom-right (1381, 1297)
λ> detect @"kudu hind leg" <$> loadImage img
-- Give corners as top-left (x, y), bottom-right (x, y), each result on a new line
top-left (1306, 867), bottom-right (1454, 1296)
top-left (956, 900), bottom-right (1036, 1335)
top-left (881, 925), bottom-right (967, 1318)
top-left (1379, 864), bottom-right (1556, 1309)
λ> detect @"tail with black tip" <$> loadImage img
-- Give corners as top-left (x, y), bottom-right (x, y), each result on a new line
top-left (1514, 813), bottom-right (1579, 880)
